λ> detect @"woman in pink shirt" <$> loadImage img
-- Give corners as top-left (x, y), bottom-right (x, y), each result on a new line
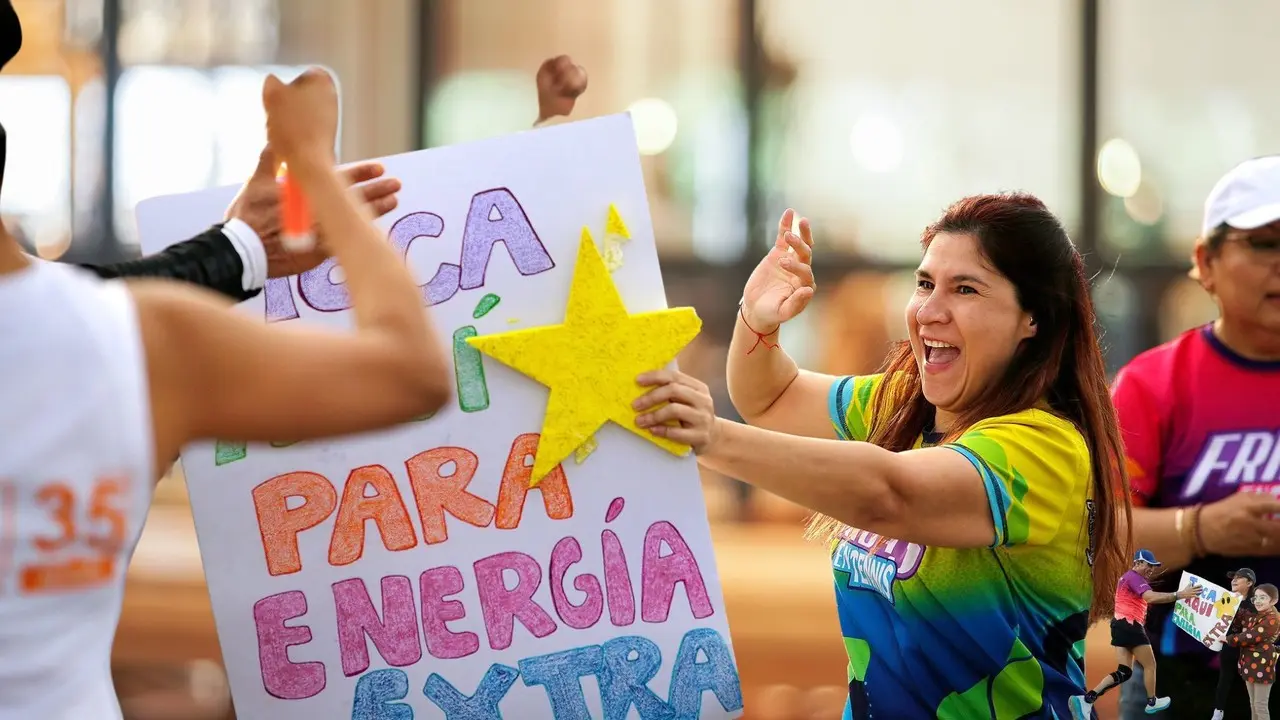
top-left (1112, 156), bottom-right (1280, 720)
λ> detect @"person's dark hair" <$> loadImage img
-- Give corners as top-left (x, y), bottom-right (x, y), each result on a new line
top-left (808, 192), bottom-right (1133, 624)
top-left (2, 0), bottom-right (17, 198)
top-left (0, 1), bottom-right (18, 70)
top-left (1188, 223), bottom-right (1230, 282)
top-left (1203, 223), bottom-right (1231, 251)
top-left (1230, 569), bottom-right (1259, 594)
top-left (1, 121), bottom-right (7, 198)
top-left (1258, 584), bottom-right (1278, 603)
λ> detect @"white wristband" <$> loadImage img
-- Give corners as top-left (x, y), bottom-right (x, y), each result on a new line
top-left (221, 217), bottom-right (269, 292)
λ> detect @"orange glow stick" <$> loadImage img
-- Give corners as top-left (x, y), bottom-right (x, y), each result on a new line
top-left (278, 163), bottom-right (315, 252)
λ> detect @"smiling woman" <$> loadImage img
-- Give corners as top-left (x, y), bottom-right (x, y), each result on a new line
top-left (630, 193), bottom-right (1134, 719)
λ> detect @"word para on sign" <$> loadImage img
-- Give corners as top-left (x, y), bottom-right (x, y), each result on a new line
top-left (264, 188), bottom-right (555, 323)
top-left (1174, 600), bottom-right (1233, 646)
top-left (214, 304), bottom-right (496, 467)
top-left (350, 628), bottom-right (742, 719)
top-left (252, 433), bottom-right (573, 577)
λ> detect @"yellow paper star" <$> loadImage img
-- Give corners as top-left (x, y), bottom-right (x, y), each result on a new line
top-left (467, 228), bottom-right (701, 485)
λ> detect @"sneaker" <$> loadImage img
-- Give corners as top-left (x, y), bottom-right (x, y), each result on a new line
top-left (1144, 697), bottom-right (1171, 714)
top-left (1211, 710), bottom-right (1225, 720)
top-left (1068, 695), bottom-right (1093, 720)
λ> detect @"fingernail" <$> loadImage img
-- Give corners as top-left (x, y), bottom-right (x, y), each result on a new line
top-left (635, 414), bottom-right (648, 426)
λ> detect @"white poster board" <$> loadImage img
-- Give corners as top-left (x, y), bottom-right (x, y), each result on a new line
top-left (136, 114), bottom-right (744, 719)
top-left (1172, 571), bottom-right (1241, 652)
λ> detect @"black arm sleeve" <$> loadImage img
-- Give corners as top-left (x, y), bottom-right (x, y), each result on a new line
top-left (80, 223), bottom-right (261, 303)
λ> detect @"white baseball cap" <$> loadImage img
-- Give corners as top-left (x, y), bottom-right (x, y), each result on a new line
top-left (1202, 155), bottom-right (1280, 236)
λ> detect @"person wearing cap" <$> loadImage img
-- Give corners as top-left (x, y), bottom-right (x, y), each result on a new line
top-left (1071, 550), bottom-right (1204, 718)
top-left (1110, 155), bottom-right (1280, 720)
top-left (1225, 582), bottom-right (1280, 719)
top-left (1210, 568), bottom-right (1263, 719)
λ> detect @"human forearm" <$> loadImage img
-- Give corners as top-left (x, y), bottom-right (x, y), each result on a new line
top-left (725, 308), bottom-right (802, 419)
top-left (704, 417), bottom-right (882, 511)
top-left (698, 418), bottom-right (995, 547)
top-left (1132, 506), bottom-right (1196, 571)
top-left (82, 226), bottom-right (259, 302)
top-left (289, 153), bottom-right (436, 344)
top-left (1143, 590), bottom-right (1182, 605)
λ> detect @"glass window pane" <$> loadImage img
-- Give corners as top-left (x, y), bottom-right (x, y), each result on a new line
top-left (2, 1), bottom-right (103, 259)
top-left (111, 64), bottom-right (315, 245)
top-left (1098, 0), bottom-right (1280, 260)
top-left (113, 66), bottom-right (218, 242)
top-left (73, 78), bottom-right (105, 240)
top-left (0, 75), bottom-right (73, 255)
top-left (431, 0), bottom-right (744, 260)
top-left (120, 0), bottom-right (279, 66)
top-left (758, 0), bottom-right (1080, 260)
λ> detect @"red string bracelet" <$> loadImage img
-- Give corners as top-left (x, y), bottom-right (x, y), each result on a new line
top-left (738, 301), bottom-right (780, 354)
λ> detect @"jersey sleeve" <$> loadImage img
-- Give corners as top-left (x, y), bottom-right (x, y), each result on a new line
top-left (828, 374), bottom-right (884, 442)
top-left (944, 410), bottom-right (1090, 548)
top-left (1111, 364), bottom-right (1168, 506)
top-left (1123, 572), bottom-right (1151, 595)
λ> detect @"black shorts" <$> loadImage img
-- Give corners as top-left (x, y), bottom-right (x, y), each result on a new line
top-left (1111, 618), bottom-right (1150, 649)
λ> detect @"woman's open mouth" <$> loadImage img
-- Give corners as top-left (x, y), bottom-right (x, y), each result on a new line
top-left (923, 339), bottom-right (960, 372)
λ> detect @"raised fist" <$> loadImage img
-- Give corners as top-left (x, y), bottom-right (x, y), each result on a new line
top-left (536, 55), bottom-right (588, 123)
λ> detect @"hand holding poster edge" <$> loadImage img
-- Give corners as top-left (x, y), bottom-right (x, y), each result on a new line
top-left (467, 225), bottom-right (702, 486)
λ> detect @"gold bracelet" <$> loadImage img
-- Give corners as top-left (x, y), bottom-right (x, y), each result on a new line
top-left (1177, 504), bottom-right (1204, 559)
top-left (1191, 504), bottom-right (1208, 557)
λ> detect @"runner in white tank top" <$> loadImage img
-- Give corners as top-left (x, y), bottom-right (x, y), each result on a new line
top-left (0, 261), bottom-right (158, 718)
top-left (0, 68), bottom-right (452, 720)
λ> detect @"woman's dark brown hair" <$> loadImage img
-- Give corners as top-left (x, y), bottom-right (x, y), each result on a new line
top-left (808, 192), bottom-right (1133, 623)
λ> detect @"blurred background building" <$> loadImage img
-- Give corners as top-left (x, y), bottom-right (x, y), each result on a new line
top-left (1, 0), bottom-right (1273, 717)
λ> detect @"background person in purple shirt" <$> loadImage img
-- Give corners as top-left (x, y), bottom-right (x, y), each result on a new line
top-left (1072, 550), bottom-right (1203, 719)
top-left (1113, 157), bottom-right (1280, 719)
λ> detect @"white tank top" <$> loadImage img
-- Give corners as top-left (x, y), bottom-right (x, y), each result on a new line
top-left (0, 259), bottom-right (155, 720)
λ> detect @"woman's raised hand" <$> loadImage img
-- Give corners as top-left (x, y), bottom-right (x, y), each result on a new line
top-left (740, 208), bottom-right (816, 333)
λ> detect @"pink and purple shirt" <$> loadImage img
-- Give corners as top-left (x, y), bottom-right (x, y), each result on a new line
top-left (1114, 569), bottom-right (1152, 624)
top-left (1112, 323), bottom-right (1280, 655)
